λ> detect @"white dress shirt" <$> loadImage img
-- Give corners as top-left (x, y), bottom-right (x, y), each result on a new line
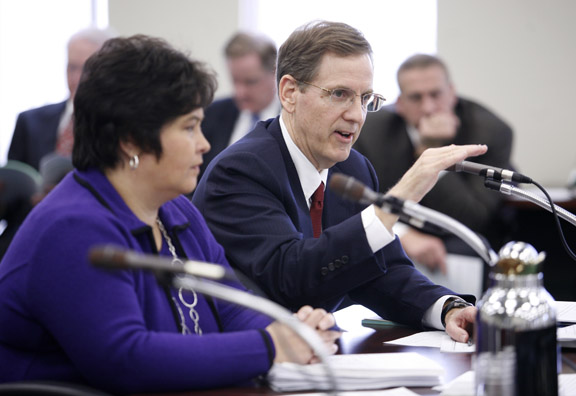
top-left (229, 98), bottom-right (281, 145)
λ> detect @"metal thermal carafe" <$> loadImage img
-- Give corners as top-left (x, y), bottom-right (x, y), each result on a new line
top-left (475, 241), bottom-right (558, 396)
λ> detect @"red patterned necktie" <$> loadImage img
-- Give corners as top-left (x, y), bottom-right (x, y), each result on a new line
top-left (55, 115), bottom-right (74, 156)
top-left (310, 182), bottom-right (325, 238)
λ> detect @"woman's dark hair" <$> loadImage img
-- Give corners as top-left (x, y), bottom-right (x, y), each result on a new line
top-left (73, 34), bottom-right (217, 171)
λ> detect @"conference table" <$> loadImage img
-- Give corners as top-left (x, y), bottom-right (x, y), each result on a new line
top-left (134, 186), bottom-right (576, 396)
top-left (136, 304), bottom-right (576, 396)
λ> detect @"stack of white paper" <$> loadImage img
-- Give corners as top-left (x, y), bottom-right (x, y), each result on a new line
top-left (266, 352), bottom-right (445, 392)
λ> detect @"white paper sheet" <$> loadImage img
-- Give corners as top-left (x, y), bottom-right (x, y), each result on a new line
top-left (557, 301), bottom-right (576, 323)
top-left (289, 387), bottom-right (420, 396)
top-left (384, 330), bottom-right (475, 353)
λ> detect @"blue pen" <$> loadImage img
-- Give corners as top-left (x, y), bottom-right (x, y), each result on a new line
top-left (328, 324), bottom-right (348, 332)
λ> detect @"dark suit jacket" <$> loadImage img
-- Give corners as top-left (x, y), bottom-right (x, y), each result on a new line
top-left (354, 98), bottom-right (514, 239)
top-left (200, 97), bottom-right (239, 177)
top-left (193, 117), bottom-right (464, 327)
top-left (8, 101), bottom-right (67, 171)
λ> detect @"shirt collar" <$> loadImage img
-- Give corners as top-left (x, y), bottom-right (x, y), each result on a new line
top-left (406, 123), bottom-right (421, 147)
top-left (239, 96), bottom-right (281, 122)
top-left (58, 100), bottom-right (75, 133)
top-left (279, 115), bottom-right (328, 208)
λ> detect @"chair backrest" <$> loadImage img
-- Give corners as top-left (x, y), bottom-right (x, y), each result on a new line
top-left (0, 381), bottom-right (111, 396)
top-left (0, 160), bottom-right (41, 216)
top-left (39, 153), bottom-right (73, 191)
top-left (0, 160), bottom-right (42, 259)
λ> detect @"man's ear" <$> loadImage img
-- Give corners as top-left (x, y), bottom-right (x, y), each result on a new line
top-left (278, 75), bottom-right (299, 113)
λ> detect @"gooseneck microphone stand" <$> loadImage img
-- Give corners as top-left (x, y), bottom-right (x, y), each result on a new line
top-left (328, 173), bottom-right (499, 267)
top-left (484, 178), bottom-right (576, 262)
top-left (398, 199), bottom-right (499, 266)
top-left (485, 179), bottom-right (576, 227)
top-left (444, 160), bottom-right (576, 262)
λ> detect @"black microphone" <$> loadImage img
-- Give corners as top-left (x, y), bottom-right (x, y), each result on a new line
top-left (89, 245), bottom-right (230, 280)
top-left (447, 161), bottom-right (532, 183)
top-left (328, 172), bottom-right (395, 208)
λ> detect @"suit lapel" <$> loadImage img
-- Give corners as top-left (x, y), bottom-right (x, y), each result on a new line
top-left (267, 120), bottom-right (315, 238)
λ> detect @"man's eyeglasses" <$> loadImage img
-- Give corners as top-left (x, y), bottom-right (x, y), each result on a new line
top-left (296, 80), bottom-right (386, 112)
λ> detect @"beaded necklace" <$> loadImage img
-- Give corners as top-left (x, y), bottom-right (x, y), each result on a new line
top-left (156, 217), bottom-right (202, 335)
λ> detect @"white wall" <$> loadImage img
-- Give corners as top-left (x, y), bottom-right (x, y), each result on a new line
top-left (109, 0), bottom-right (576, 187)
top-left (438, 0), bottom-right (576, 186)
top-left (109, 0), bottom-right (240, 98)
top-left (0, 0), bottom-right (98, 164)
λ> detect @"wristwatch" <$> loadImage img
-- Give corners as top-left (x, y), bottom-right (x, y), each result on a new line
top-left (441, 297), bottom-right (474, 328)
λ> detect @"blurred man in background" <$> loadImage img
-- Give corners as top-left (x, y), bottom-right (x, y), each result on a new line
top-left (355, 54), bottom-right (514, 291)
top-left (200, 31), bottom-right (280, 176)
top-left (8, 27), bottom-right (115, 170)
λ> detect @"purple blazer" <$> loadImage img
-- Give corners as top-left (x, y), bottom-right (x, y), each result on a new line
top-left (0, 169), bottom-right (274, 394)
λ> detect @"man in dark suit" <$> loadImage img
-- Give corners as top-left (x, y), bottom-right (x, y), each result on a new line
top-left (354, 54), bottom-right (514, 274)
top-left (200, 31), bottom-right (280, 176)
top-left (8, 27), bottom-right (114, 170)
top-left (194, 21), bottom-right (488, 343)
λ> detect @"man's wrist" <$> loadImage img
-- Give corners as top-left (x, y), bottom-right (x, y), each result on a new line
top-left (441, 297), bottom-right (473, 328)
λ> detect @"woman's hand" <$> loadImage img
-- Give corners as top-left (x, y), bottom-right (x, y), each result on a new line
top-left (266, 305), bottom-right (342, 365)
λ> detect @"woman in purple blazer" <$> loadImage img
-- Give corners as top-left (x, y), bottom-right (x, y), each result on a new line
top-left (0, 35), bottom-right (339, 394)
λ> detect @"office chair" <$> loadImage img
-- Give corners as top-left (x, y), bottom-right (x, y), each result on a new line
top-left (0, 160), bottom-right (41, 259)
top-left (0, 160), bottom-right (40, 209)
top-left (0, 381), bottom-right (111, 395)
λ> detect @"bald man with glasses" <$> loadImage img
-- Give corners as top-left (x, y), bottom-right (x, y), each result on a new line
top-left (194, 21), bottom-right (486, 343)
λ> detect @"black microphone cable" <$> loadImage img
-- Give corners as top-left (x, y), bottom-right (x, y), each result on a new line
top-left (484, 177), bottom-right (576, 263)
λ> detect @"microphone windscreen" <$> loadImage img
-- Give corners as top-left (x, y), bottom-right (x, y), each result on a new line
top-left (89, 245), bottom-right (130, 269)
top-left (328, 173), bottom-right (366, 202)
